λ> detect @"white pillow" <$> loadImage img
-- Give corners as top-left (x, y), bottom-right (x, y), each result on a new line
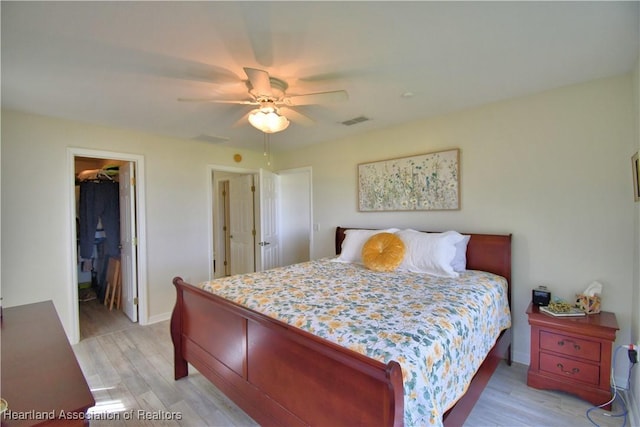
top-left (451, 234), bottom-right (471, 272)
top-left (335, 228), bottom-right (399, 264)
top-left (396, 229), bottom-right (465, 277)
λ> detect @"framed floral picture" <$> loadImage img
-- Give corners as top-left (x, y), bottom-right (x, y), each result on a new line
top-left (358, 148), bottom-right (460, 211)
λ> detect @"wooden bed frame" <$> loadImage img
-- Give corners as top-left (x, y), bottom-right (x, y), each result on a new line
top-left (171, 227), bottom-right (512, 427)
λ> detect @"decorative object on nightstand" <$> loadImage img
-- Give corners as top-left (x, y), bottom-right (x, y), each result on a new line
top-left (576, 294), bottom-right (601, 314)
top-left (539, 304), bottom-right (585, 317)
top-left (576, 280), bottom-right (603, 314)
top-left (531, 285), bottom-right (551, 306)
top-left (526, 303), bottom-right (619, 410)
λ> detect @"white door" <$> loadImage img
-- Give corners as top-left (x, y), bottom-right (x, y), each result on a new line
top-left (256, 169), bottom-right (280, 271)
top-left (279, 168), bottom-right (312, 265)
top-left (119, 161), bottom-right (138, 322)
top-left (229, 174), bottom-right (255, 275)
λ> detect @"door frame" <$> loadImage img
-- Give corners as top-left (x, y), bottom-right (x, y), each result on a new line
top-left (208, 164), bottom-right (261, 279)
top-left (67, 148), bottom-right (148, 344)
top-left (208, 164), bottom-right (313, 277)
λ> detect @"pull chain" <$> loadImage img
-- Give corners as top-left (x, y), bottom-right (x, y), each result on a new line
top-left (263, 132), bottom-right (271, 166)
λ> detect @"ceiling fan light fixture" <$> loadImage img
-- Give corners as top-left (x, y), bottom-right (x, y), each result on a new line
top-left (248, 109), bottom-right (290, 133)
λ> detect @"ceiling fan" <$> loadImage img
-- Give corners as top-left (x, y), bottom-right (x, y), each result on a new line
top-left (178, 67), bottom-right (348, 133)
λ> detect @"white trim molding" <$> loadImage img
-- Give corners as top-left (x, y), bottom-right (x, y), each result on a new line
top-left (67, 147), bottom-right (148, 343)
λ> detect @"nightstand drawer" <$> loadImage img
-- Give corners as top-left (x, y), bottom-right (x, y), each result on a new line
top-left (527, 305), bottom-right (619, 408)
top-left (540, 331), bottom-right (600, 362)
top-left (539, 353), bottom-right (600, 385)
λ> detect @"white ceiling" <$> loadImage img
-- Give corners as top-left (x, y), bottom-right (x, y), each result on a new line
top-left (2, 1), bottom-right (639, 152)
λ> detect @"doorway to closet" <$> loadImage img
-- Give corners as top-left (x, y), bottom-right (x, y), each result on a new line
top-left (70, 149), bottom-right (145, 342)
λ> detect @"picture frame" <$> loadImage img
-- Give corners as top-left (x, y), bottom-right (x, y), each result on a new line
top-left (632, 152), bottom-right (640, 202)
top-left (358, 148), bottom-right (460, 212)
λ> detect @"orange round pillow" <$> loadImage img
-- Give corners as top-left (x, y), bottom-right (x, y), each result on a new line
top-left (362, 232), bottom-right (406, 272)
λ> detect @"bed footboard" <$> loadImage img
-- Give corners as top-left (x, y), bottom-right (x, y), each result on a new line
top-left (171, 277), bottom-right (404, 427)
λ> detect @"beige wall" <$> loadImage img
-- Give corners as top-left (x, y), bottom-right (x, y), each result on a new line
top-left (0, 110), bottom-right (269, 341)
top-left (276, 74), bottom-right (637, 382)
top-left (1, 72), bottom-right (637, 393)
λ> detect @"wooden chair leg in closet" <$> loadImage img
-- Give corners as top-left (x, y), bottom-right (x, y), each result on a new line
top-left (104, 257), bottom-right (121, 311)
top-left (112, 273), bottom-right (122, 311)
top-left (104, 259), bottom-right (112, 307)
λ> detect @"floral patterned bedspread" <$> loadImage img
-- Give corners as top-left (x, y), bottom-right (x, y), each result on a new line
top-left (198, 257), bottom-right (511, 426)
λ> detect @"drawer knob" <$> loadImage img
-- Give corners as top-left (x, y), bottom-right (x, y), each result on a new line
top-left (557, 339), bottom-right (581, 351)
top-left (556, 363), bottom-right (580, 375)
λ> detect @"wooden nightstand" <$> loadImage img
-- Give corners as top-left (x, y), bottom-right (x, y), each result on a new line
top-left (526, 303), bottom-right (619, 409)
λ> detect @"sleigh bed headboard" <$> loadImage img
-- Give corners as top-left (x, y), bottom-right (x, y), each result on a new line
top-left (335, 226), bottom-right (512, 303)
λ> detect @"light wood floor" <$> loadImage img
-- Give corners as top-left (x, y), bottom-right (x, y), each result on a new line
top-left (79, 297), bottom-right (138, 340)
top-left (74, 304), bottom-right (628, 426)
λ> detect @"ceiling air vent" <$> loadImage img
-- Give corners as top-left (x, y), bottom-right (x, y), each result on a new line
top-left (341, 116), bottom-right (370, 126)
top-left (193, 134), bottom-right (230, 144)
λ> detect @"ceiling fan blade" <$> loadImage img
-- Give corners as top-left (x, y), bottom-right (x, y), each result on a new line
top-left (177, 97), bottom-right (256, 105)
top-left (243, 5), bottom-right (274, 67)
top-left (279, 107), bottom-right (315, 126)
top-left (232, 110), bottom-right (253, 128)
top-left (283, 90), bottom-right (348, 106)
top-left (244, 67), bottom-right (272, 97)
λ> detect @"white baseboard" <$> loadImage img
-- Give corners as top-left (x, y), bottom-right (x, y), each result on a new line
top-left (512, 350), bottom-right (529, 365)
top-left (145, 311), bottom-right (171, 325)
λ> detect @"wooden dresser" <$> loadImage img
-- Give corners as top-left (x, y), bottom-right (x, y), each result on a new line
top-left (1, 301), bottom-right (95, 426)
top-left (526, 303), bottom-right (618, 409)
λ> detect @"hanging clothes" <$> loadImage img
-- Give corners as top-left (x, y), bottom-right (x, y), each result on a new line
top-left (79, 181), bottom-right (120, 258)
top-left (78, 181), bottom-right (120, 301)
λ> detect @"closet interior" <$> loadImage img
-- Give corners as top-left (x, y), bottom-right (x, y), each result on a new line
top-left (75, 157), bottom-right (123, 306)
